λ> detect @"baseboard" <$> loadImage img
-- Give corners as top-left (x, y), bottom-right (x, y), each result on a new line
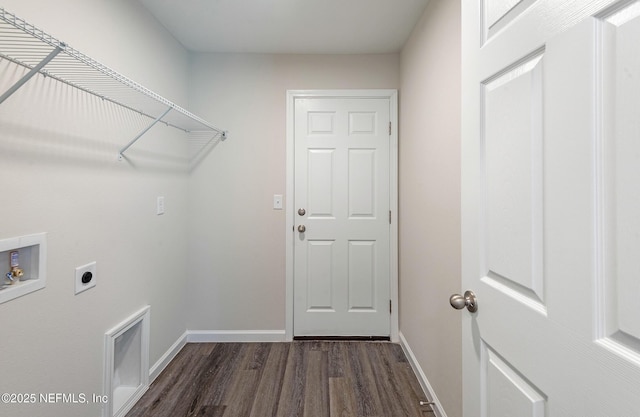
top-left (398, 331), bottom-right (448, 417)
top-left (186, 330), bottom-right (287, 343)
top-left (149, 331), bottom-right (187, 383)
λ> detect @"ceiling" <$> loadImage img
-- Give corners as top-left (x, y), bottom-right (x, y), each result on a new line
top-left (137, 0), bottom-right (430, 54)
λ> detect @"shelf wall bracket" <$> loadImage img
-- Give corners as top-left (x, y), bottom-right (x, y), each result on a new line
top-left (0, 45), bottom-right (63, 105)
top-left (118, 105), bottom-right (173, 160)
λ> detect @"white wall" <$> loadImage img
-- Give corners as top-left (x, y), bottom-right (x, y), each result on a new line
top-left (399, 0), bottom-right (462, 416)
top-left (0, 1), bottom-right (191, 416)
top-left (186, 53), bottom-right (400, 331)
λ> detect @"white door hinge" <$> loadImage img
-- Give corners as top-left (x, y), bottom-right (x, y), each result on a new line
top-left (389, 121), bottom-right (392, 136)
top-left (389, 210), bottom-right (392, 224)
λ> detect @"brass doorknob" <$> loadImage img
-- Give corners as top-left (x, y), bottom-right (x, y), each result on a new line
top-left (449, 290), bottom-right (478, 313)
top-left (298, 225), bottom-right (306, 233)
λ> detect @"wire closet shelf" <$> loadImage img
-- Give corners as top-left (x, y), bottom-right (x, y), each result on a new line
top-left (0, 7), bottom-right (226, 161)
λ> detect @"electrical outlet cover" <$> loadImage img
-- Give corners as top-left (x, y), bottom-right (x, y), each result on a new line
top-left (75, 261), bottom-right (96, 295)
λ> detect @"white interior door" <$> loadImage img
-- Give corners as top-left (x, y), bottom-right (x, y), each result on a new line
top-left (292, 93), bottom-right (393, 337)
top-left (461, 0), bottom-right (640, 415)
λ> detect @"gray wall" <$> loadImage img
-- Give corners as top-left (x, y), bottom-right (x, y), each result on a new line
top-left (186, 53), bottom-right (401, 331)
top-left (399, 0), bottom-right (462, 415)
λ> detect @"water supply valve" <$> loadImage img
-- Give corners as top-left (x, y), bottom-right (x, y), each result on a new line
top-left (6, 250), bottom-right (23, 284)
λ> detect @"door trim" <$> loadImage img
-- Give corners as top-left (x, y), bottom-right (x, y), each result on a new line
top-left (285, 89), bottom-right (399, 342)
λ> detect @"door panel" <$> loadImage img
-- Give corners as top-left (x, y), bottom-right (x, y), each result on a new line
top-left (482, 343), bottom-right (546, 417)
top-left (601, 9), bottom-right (640, 358)
top-left (483, 53), bottom-right (544, 305)
top-left (462, 0), bottom-right (640, 415)
top-left (349, 111), bottom-right (377, 135)
top-left (348, 149), bottom-right (376, 218)
top-left (307, 240), bottom-right (336, 311)
top-left (294, 96), bottom-right (391, 337)
top-left (308, 150), bottom-right (335, 217)
top-left (348, 240), bottom-right (376, 310)
top-left (308, 111), bottom-right (335, 135)
top-left (482, 0), bottom-right (538, 42)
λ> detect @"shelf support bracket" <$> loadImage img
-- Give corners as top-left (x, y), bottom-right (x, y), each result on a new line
top-left (118, 106), bottom-right (173, 160)
top-left (0, 45), bottom-right (63, 105)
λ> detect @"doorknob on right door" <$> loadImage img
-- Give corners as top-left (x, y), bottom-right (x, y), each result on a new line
top-left (449, 290), bottom-right (478, 313)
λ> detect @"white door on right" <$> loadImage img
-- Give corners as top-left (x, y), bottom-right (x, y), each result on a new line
top-left (461, 0), bottom-right (640, 415)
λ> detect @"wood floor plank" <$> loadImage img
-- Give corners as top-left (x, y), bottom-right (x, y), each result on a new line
top-left (176, 343), bottom-right (246, 417)
top-left (368, 343), bottom-right (425, 417)
top-left (329, 377), bottom-right (358, 417)
top-left (303, 350), bottom-right (330, 417)
top-left (274, 342), bottom-right (308, 417)
top-left (127, 341), bottom-right (430, 417)
top-left (198, 343), bottom-right (248, 407)
top-left (366, 343), bottom-right (402, 417)
top-left (245, 342), bottom-right (271, 371)
top-left (346, 342), bottom-right (385, 417)
top-left (219, 370), bottom-right (261, 416)
top-left (215, 343), bottom-right (272, 416)
top-left (328, 341), bottom-right (346, 378)
top-left (396, 362), bottom-right (436, 415)
top-left (186, 343), bottom-right (263, 416)
top-left (328, 343), bottom-right (361, 416)
top-left (249, 343), bottom-right (290, 417)
top-left (191, 405), bottom-right (227, 417)
top-left (127, 343), bottom-right (215, 417)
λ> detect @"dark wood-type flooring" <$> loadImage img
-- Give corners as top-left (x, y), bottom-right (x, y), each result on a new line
top-left (126, 341), bottom-right (435, 417)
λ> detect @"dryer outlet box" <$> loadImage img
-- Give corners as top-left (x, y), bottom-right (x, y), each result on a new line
top-left (75, 261), bottom-right (96, 295)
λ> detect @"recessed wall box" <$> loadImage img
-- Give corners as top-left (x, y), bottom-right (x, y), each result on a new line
top-left (0, 233), bottom-right (47, 304)
top-left (104, 306), bottom-right (150, 417)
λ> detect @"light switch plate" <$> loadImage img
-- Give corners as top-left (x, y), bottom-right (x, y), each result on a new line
top-left (75, 261), bottom-right (96, 295)
top-left (273, 194), bottom-right (283, 210)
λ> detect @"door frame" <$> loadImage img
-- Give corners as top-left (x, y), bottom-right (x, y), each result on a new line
top-left (285, 89), bottom-right (399, 341)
